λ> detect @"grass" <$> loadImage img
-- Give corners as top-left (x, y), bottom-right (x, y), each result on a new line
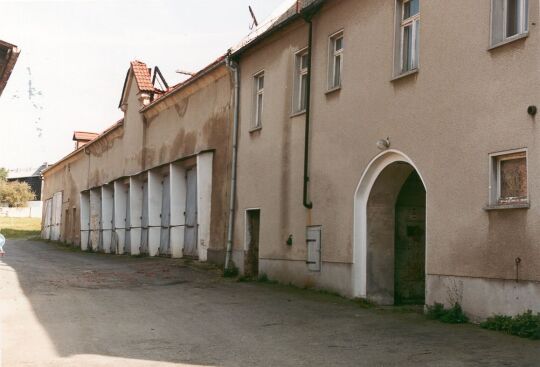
top-left (481, 311), bottom-right (540, 340)
top-left (0, 217), bottom-right (42, 239)
top-left (426, 303), bottom-right (469, 324)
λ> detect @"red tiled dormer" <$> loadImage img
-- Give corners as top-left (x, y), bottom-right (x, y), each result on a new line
top-left (131, 60), bottom-right (154, 93)
top-left (73, 131), bottom-right (99, 150)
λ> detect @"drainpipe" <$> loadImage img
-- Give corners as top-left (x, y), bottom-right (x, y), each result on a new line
top-left (302, 13), bottom-right (315, 209)
top-left (224, 53), bottom-right (240, 270)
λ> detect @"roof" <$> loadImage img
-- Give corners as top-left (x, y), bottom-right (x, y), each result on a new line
top-left (0, 39), bottom-right (20, 98)
top-left (7, 163), bottom-right (49, 179)
top-left (43, 119), bottom-right (124, 175)
top-left (73, 131), bottom-right (99, 142)
top-left (131, 60), bottom-right (155, 92)
top-left (231, 0), bottom-right (325, 57)
top-left (140, 55), bottom-right (227, 113)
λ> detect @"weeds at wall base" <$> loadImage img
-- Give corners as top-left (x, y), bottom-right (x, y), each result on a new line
top-left (480, 311), bottom-right (540, 340)
top-left (426, 303), bottom-right (469, 324)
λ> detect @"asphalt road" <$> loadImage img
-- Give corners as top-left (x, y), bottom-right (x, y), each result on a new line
top-left (1, 239), bottom-right (539, 367)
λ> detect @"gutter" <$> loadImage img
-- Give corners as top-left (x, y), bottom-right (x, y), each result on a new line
top-left (301, 3), bottom-right (324, 209)
top-left (224, 52), bottom-right (240, 271)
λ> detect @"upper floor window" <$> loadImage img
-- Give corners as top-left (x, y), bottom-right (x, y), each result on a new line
top-left (293, 49), bottom-right (309, 114)
top-left (491, 0), bottom-right (529, 47)
top-left (328, 31), bottom-right (343, 90)
top-left (253, 71), bottom-right (264, 129)
top-left (395, 0), bottom-right (419, 76)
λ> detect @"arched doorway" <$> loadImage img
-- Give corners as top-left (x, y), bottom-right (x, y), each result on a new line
top-left (353, 150), bottom-right (427, 305)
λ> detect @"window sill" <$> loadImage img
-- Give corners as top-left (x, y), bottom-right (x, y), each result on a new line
top-left (325, 86), bottom-right (341, 95)
top-left (249, 126), bottom-right (262, 133)
top-left (391, 68), bottom-right (419, 82)
top-left (484, 202), bottom-right (530, 211)
top-left (290, 110), bottom-right (306, 118)
top-left (488, 32), bottom-right (529, 51)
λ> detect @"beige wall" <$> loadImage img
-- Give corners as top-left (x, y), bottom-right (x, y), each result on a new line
top-left (234, 0), bottom-right (540, 314)
top-left (43, 64), bottom-right (232, 257)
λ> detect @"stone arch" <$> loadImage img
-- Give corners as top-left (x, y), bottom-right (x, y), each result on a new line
top-left (352, 150), bottom-right (427, 303)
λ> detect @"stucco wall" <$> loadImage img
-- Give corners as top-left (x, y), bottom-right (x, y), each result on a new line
top-left (234, 0), bottom-right (540, 296)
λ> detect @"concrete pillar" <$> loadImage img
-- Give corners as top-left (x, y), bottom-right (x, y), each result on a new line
top-left (196, 151), bottom-right (213, 262)
top-left (113, 180), bottom-right (128, 255)
top-left (89, 188), bottom-right (102, 252)
top-left (129, 176), bottom-right (143, 256)
top-left (170, 163), bottom-right (186, 258)
top-left (101, 184), bottom-right (114, 254)
top-left (80, 192), bottom-right (90, 251)
top-left (148, 170), bottom-right (163, 257)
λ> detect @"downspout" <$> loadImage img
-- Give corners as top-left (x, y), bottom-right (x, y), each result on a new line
top-left (302, 13), bottom-right (315, 209)
top-left (224, 53), bottom-right (240, 270)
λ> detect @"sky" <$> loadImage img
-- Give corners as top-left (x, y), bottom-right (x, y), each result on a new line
top-left (0, 0), bottom-right (285, 170)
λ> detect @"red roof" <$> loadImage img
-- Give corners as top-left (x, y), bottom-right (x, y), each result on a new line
top-left (73, 131), bottom-right (99, 141)
top-left (131, 60), bottom-right (154, 92)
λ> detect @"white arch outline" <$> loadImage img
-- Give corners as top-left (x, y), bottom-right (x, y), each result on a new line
top-left (352, 149), bottom-right (427, 298)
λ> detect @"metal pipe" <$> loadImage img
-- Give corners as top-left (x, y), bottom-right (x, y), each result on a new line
top-left (224, 53), bottom-right (240, 270)
top-left (302, 16), bottom-right (314, 209)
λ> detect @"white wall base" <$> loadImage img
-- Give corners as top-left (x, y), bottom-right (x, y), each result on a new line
top-left (427, 274), bottom-right (540, 321)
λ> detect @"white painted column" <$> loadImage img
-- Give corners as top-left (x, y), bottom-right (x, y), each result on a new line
top-left (170, 163), bottom-right (186, 258)
top-left (196, 151), bottom-right (213, 262)
top-left (101, 184), bottom-right (114, 254)
top-left (89, 188), bottom-right (102, 252)
top-left (80, 192), bottom-right (90, 251)
top-left (129, 176), bottom-right (143, 256)
top-left (113, 180), bottom-right (128, 254)
top-left (147, 170), bottom-right (163, 257)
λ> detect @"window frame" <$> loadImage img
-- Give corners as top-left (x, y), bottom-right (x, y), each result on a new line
top-left (488, 148), bottom-right (529, 208)
top-left (292, 48), bottom-right (309, 115)
top-left (490, 0), bottom-right (529, 49)
top-left (252, 71), bottom-right (265, 129)
top-left (394, 0), bottom-right (420, 77)
top-left (328, 30), bottom-right (344, 91)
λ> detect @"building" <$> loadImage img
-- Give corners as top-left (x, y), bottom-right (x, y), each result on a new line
top-left (73, 131), bottom-right (99, 150)
top-left (226, 0), bottom-right (540, 320)
top-left (42, 0), bottom-right (540, 320)
top-left (7, 163), bottom-right (48, 200)
top-left (0, 39), bottom-right (20, 97)
top-left (42, 58), bottom-right (233, 260)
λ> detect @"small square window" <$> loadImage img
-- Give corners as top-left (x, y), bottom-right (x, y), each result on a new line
top-left (328, 31), bottom-right (343, 90)
top-left (491, 0), bottom-right (529, 47)
top-left (490, 150), bottom-right (528, 206)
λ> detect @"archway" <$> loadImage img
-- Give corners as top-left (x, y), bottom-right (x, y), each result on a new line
top-left (353, 150), bottom-right (427, 305)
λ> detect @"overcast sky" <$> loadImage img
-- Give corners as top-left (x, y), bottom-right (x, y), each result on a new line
top-left (0, 0), bottom-right (285, 170)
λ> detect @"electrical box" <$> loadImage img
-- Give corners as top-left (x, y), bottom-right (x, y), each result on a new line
top-left (306, 226), bottom-right (321, 272)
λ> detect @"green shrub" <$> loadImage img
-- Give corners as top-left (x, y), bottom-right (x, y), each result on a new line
top-left (481, 311), bottom-right (540, 340)
top-left (427, 302), bottom-right (469, 324)
top-left (223, 265), bottom-right (239, 278)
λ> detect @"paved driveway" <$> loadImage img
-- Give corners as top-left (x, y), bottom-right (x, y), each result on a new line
top-left (0, 239), bottom-right (538, 367)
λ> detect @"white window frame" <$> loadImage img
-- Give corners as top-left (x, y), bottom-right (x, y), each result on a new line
top-left (293, 48), bottom-right (309, 114)
top-left (328, 30), bottom-right (344, 90)
top-left (490, 0), bottom-right (529, 48)
top-left (253, 71), bottom-right (265, 129)
top-left (488, 148), bottom-right (529, 207)
top-left (400, 0), bottom-right (419, 74)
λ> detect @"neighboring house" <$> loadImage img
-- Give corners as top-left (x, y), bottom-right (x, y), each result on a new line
top-left (41, 59), bottom-right (233, 261)
top-left (7, 163), bottom-right (48, 200)
top-left (73, 131), bottom-right (99, 150)
top-left (0, 39), bottom-right (20, 97)
top-left (227, 0), bottom-right (540, 320)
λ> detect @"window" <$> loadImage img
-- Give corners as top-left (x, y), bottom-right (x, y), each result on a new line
top-left (293, 49), bottom-right (309, 114)
top-left (253, 72), bottom-right (264, 128)
top-left (491, 0), bottom-right (529, 47)
top-left (489, 150), bottom-right (528, 206)
top-left (328, 31), bottom-right (343, 90)
top-left (395, 0), bottom-right (419, 76)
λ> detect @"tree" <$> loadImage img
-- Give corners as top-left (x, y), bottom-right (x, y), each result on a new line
top-left (0, 168), bottom-right (8, 182)
top-left (0, 180), bottom-right (35, 207)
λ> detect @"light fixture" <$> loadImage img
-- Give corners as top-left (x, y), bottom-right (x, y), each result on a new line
top-left (376, 137), bottom-right (391, 150)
